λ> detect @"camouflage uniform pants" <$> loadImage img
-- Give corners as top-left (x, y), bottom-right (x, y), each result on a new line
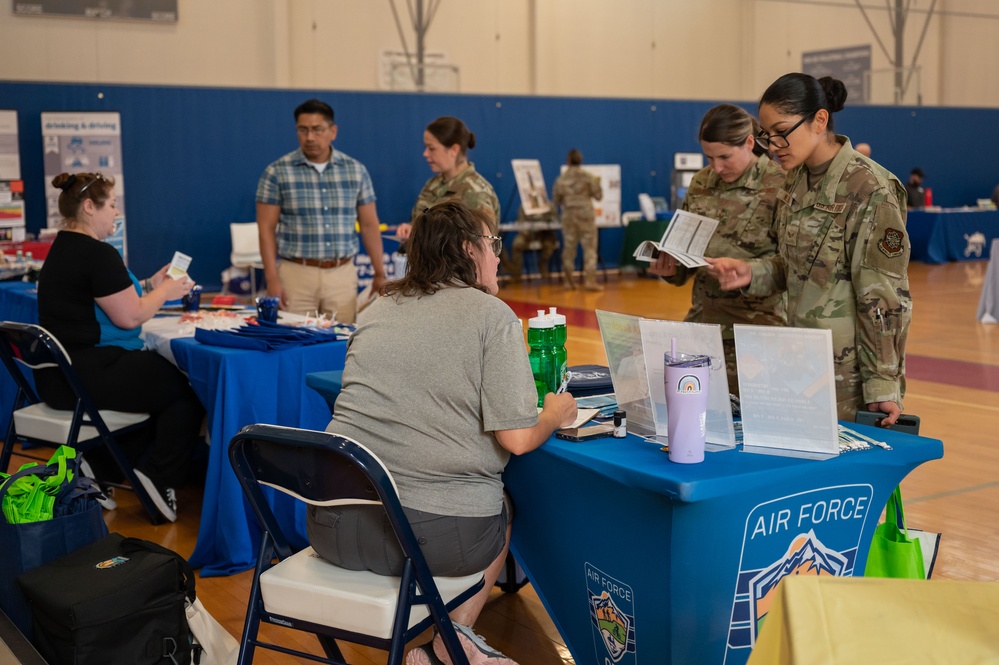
top-left (562, 216), bottom-right (598, 285)
top-left (508, 231), bottom-right (558, 279)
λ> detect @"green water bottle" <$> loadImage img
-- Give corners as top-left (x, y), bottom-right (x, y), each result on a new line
top-left (548, 306), bottom-right (568, 389)
top-left (527, 310), bottom-right (556, 407)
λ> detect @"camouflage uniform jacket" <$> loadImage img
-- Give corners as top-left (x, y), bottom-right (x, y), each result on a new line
top-left (666, 154), bottom-right (786, 329)
top-left (747, 136), bottom-right (911, 417)
top-left (410, 163), bottom-right (501, 233)
top-left (553, 165), bottom-right (602, 224)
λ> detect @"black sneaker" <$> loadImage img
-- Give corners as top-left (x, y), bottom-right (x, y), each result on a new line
top-left (133, 469), bottom-right (177, 522)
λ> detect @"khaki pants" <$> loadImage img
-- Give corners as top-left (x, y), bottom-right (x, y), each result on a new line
top-left (278, 259), bottom-right (358, 323)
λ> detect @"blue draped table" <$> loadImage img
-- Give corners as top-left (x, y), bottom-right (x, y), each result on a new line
top-left (504, 427), bottom-right (943, 665)
top-left (172, 335), bottom-right (347, 575)
top-left (0, 281), bottom-right (347, 576)
top-left (907, 209), bottom-right (999, 263)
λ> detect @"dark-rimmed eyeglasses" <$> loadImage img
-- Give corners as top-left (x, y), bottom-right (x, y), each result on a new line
top-left (77, 172), bottom-right (108, 196)
top-left (475, 234), bottom-right (503, 257)
top-left (756, 111), bottom-right (817, 150)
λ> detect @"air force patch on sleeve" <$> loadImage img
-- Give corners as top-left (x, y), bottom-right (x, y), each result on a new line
top-left (877, 227), bottom-right (905, 258)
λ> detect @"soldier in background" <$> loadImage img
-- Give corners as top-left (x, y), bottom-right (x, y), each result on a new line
top-left (649, 104), bottom-right (786, 398)
top-left (553, 149), bottom-right (603, 291)
top-left (708, 73), bottom-right (911, 426)
top-left (503, 205), bottom-right (559, 285)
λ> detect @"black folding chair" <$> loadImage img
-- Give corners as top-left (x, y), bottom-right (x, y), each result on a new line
top-left (0, 321), bottom-right (162, 523)
top-left (228, 424), bottom-right (484, 665)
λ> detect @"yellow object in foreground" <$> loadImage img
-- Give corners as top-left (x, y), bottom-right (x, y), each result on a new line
top-left (748, 575), bottom-right (999, 664)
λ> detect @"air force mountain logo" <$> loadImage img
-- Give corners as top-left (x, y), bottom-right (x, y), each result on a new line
top-left (586, 563), bottom-right (637, 664)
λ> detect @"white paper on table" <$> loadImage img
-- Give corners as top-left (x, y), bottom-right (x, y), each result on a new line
top-left (631, 209), bottom-right (718, 268)
top-left (734, 325), bottom-right (838, 457)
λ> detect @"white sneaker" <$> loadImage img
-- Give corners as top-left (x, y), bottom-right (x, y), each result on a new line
top-left (78, 456), bottom-right (118, 511)
top-left (433, 622), bottom-right (519, 665)
top-left (133, 469), bottom-right (177, 522)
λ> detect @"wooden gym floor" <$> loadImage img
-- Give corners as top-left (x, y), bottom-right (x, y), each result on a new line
top-left (9, 259), bottom-right (998, 664)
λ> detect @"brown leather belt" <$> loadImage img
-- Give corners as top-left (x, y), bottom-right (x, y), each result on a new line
top-left (281, 256), bottom-right (353, 269)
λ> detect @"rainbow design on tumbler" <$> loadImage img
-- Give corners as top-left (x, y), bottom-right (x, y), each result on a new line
top-left (675, 374), bottom-right (702, 394)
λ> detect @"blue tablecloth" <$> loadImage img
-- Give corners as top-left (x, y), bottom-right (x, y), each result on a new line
top-left (172, 335), bottom-right (347, 576)
top-left (907, 209), bottom-right (999, 263)
top-left (503, 427), bottom-right (943, 665)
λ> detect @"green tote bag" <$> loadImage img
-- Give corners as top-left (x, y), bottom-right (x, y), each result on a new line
top-left (864, 485), bottom-right (926, 579)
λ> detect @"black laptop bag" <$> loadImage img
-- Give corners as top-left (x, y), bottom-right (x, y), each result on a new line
top-left (16, 532), bottom-right (193, 665)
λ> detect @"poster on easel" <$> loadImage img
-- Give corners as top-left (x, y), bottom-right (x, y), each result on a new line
top-left (559, 163), bottom-right (621, 227)
top-left (41, 112), bottom-right (128, 260)
top-left (511, 159), bottom-right (551, 216)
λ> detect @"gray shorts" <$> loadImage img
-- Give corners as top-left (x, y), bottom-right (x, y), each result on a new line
top-left (307, 502), bottom-right (508, 577)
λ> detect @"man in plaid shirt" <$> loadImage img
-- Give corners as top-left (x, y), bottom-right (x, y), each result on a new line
top-left (256, 99), bottom-right (386, 323)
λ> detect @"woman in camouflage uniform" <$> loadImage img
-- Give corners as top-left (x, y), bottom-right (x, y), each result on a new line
top-left (397, 116), bottom-right (501, 239)
top-left (650, 104), bottom-right (786, 397)
top-left (708, 74), bottom-right (911, 426)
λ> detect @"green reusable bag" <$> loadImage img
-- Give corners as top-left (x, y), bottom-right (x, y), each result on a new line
top-left (0, 445), bottom-right (78, 524)
top-left (864, 485), bottom-right (926, 579)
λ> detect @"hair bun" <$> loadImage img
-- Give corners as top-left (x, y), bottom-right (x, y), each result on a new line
top-left (52, 173), bottom-right (77, 191)
top-left (467, 131), bottom-right (476, 150)
top-left (819, 76), bottom-right (848, 113)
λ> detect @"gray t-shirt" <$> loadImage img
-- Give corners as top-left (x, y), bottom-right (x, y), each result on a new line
top-left (327, 286), bottom-right (539, 517)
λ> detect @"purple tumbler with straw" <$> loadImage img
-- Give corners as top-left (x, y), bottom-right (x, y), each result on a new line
top-left (664, 342), bottom-right (711, 464)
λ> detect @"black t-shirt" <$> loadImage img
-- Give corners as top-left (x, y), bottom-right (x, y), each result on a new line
top-left (37, 231), bottom-right (140, 352)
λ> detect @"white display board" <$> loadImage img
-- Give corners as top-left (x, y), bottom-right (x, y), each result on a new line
top-left (559, 163), bottom-right (621, 227)
top-left (41, 112), bottom-right (127, 259)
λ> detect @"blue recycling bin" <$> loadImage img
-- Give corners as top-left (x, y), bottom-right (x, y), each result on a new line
top-left (503, 426), bottom-right (942, 665)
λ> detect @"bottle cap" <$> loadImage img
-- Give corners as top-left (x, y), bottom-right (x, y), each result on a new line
top-left (547, 306), bottom-right (566, 325)
top-left (528, 309), bottom-right (554, 328)
top-left (613, 410), bottom-right (626, 424)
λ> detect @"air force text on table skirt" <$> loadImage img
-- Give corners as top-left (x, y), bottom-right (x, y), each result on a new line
top-left (574, 483), bottom-right (874, 665)
top-left (723, 484), bottom-right (874, 664)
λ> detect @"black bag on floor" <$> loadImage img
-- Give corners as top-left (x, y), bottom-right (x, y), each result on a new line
top-left (16, 532), bottom-right (194, 665)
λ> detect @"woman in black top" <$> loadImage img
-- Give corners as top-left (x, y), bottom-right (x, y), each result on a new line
top-left (35, 171), bottom-right (203, 522)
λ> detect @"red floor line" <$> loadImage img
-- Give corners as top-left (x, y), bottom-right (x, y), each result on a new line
top-left (502, 298), bottom-right (999, 394)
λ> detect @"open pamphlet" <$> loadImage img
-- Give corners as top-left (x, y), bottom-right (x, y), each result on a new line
top-left (632, 209), bottom-right (718, 268)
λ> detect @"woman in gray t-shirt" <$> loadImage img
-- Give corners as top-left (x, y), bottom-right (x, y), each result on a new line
top-left (306, 201), bottom-right (576, 664)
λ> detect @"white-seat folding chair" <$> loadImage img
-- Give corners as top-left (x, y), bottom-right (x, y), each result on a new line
top-left (228, 424), bottom-right (483, 665)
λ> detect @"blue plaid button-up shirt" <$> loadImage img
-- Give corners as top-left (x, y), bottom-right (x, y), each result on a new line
top-left (256, 148), bottom-right (377, 260)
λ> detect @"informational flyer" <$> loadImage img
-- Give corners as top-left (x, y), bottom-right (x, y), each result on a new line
top-left (559, 163), bottom-right (622, 227)
top-left (734, 325), bottom-right (839, 457)
top-left (638, 319), bottom-right (735, 446)
top-left (41, 111), bottom-right (127, 259)
top-left (0, 110), bottom-right (20, 181)
top-left (511, 159), bottom-right (551, 216)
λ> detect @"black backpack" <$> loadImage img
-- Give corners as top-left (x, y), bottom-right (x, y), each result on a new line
top-left (17, 532), bottom-right (193, 665)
